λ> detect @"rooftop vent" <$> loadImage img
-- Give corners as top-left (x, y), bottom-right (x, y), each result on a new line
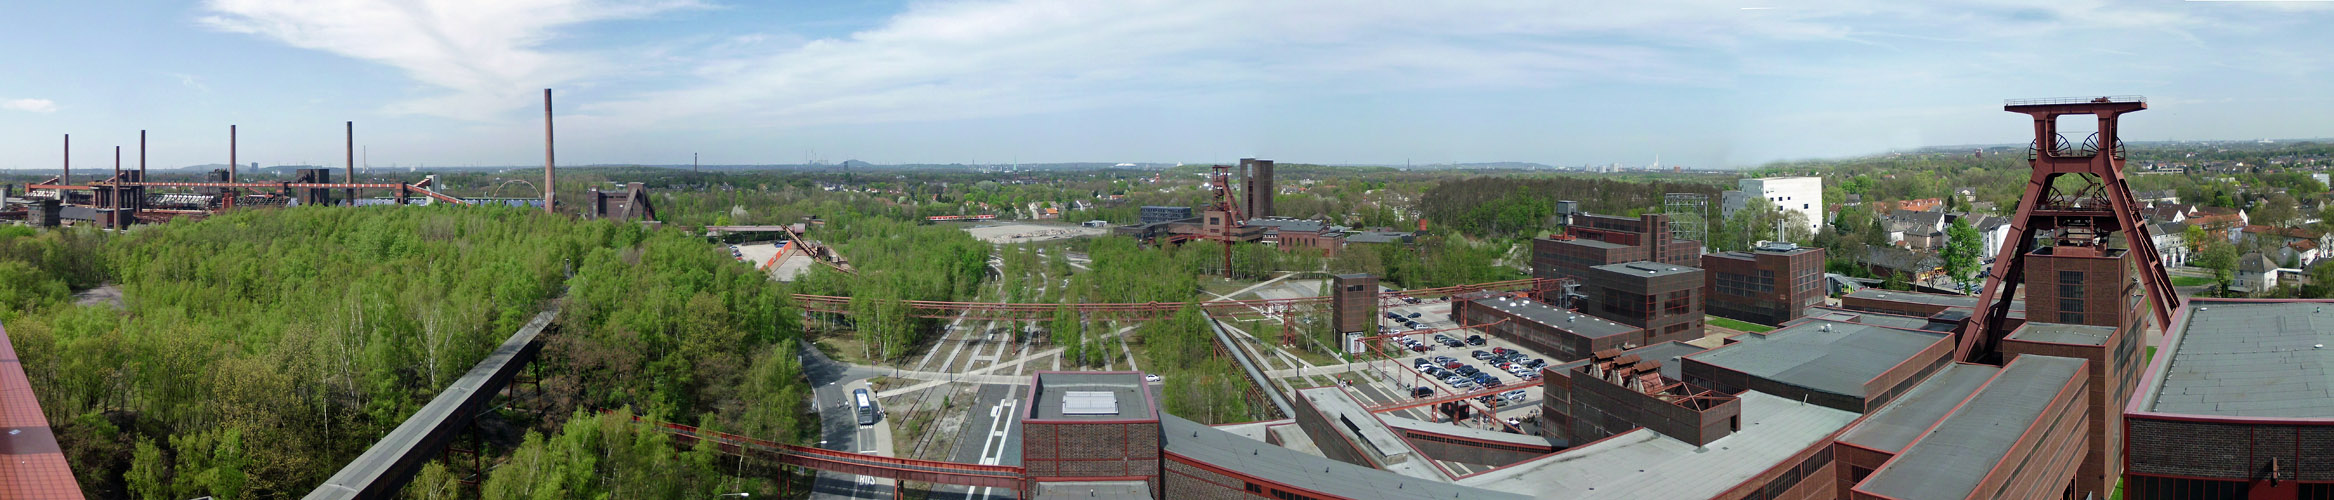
top-left (1060, 391), bottom-right (1119, 415)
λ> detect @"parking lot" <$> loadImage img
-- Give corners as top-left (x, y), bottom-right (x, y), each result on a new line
top-left (1326, 296), bottom-right (1556, 474)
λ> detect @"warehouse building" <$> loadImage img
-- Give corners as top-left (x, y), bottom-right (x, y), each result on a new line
top-left (1580, 261), bottom-right (1706, 343)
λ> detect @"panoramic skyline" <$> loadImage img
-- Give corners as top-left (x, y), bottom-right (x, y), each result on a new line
top-left (3, 0), bottom-right (2331, 171)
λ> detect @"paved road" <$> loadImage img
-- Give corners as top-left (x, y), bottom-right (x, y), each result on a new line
top-left (802, 344), bottom-right (895, 500)
top-left (926, 384), bottom-right (1027, 500)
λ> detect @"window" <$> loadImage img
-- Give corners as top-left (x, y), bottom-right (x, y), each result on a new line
top-left (2059, 270), bottom-right (2084, 284)
top-left (2059, 284), bottom-right (2084, 298)
top-left (2059, 298), bottom-right (2084, 313)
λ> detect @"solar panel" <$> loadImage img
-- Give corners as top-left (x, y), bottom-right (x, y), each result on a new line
top-left (1061, 391), bottom-right (1119, 415)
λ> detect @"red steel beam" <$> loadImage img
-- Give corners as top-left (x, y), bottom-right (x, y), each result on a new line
top-left (626, 414), bottom-right (1025, 489)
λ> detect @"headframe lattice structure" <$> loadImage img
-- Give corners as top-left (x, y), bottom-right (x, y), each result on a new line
top-left (1663, 193), bottom-right (1708, 245)
top-left (1958, 96), bottom-right (2177, 363)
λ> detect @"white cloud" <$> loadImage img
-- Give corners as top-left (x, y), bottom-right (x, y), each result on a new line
top-left (2, 98), bottom-right (57, 113)
top-left (199, 0), bottom-right (700, 120)
top-left (580, 1), bottom-right (1880, 127)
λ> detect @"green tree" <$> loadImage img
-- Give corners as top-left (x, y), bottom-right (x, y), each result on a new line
top-left (128, 437), bottom-right (167, 500)
top-left (1942, 219), bottom-right (1982, 294)
top-left (1883, 270), bottom-right (1911, 291)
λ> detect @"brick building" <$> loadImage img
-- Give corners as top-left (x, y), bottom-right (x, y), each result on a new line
top-left (1450, 293), bottom-right (1644, 361)
top-left (2122, 299), bottom-right (2334, 499)
top-left (1681, 319), bottom-right (1954, 413)
top-left (1843, 355), bottom-right (2091, 499)
top-left (1702, 242), bottom-right (1827, 326)
top-left (1021, 372), bottom-right (1162, 494)
top-left (1579, 262), bottom-right (1705, 344)
top-left (1531, 212), bottom-right (1701, 282)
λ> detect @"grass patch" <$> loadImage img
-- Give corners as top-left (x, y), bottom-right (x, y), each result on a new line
top-left (1707, 316), bottom-right (1777, 333)
top-left (2145, 346), bottom-right (2157, 366)
top-left (2170, 276), bottom-right (2215, 287)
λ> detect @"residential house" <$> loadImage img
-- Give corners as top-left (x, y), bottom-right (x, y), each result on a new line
top-left (2185, 206), bottom-right (2248, 231)
top-left (2134, 189), bottom-right (2180, 204)
top-left (2140, 202), bottom-right (2190, 224)
top-left (2150, 221), bottom-right (2190, 268)
top-left (2234, 252), bottom-right (2281, 293)
top-left (1973, 215), bottom-right (2013, 262)
top-left (1864, 246), bottom-right (1946, 284)
top-left (1884, 210), bottom-right (1948, 250)
top-left (2231, 225), bottom-right (2334, 266)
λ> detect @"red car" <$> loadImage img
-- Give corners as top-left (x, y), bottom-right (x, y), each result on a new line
top-left (1443, 361), bottom-right (1465, 370)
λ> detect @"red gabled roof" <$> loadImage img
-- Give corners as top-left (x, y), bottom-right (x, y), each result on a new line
top-left (0, 322), bottom-right (82, 499)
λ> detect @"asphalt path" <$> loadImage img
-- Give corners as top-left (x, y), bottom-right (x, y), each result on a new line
top-left (802, 344), bottom-right (895, 500)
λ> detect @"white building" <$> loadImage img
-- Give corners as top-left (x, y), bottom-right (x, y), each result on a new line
top-left (1723, 176), bottom-right (1824, 234)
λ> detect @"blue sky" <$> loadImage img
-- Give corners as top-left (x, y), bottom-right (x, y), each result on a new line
top-left (3, 0), bottom-right (2331, 171)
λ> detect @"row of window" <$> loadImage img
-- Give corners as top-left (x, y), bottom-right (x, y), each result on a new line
top-left (1243, 482), bottom-right (1324, 500)
top-left (1736, 445), bottom-right (1833, 500)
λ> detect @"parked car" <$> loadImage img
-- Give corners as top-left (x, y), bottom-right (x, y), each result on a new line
top-left (1408, 312), bottom-right (1423, 319)
top-left (1501, 390), bottom-right (1528, 401)
top-left (1441, 338), bottom-right (1465, 348)
top-left (1471, 350), bottom-right (1493, 360)
top-left (1465, 335), bottom-right (1485, 346)
top-left (1492, 347), bottom-right (1516, 355)
top-left (1432, 356), bottom-right (1455, 363)
top-left (1443, 361), bottom-right (1465, 370)
top-left (1145, 373), bottom-right (1164, 383)
top-left (1413, 386), bottom-right (1435, 398)
top-left (1456, 366), bottom-right (1481, 376)
top-left (1424, 367), bottom-right (1448, 378)
top-left (1404, 296), bottom-right (1423, 304)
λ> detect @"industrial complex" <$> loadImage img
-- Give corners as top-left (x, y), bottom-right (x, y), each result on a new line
top-left (5, 97), bottom-right (2330, 499)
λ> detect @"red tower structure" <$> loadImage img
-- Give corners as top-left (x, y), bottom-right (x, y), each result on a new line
top-left (1203, 164), bottom-right (1246, 279)
top-left (1959, 96), bottom-right (2177, 363)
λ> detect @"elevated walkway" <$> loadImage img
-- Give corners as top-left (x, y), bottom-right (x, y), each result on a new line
top-left (305, 308), bottom-right (559, 500)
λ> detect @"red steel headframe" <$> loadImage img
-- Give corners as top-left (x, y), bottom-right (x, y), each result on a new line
top-left (1958, 96), bottom-right (2177, 363)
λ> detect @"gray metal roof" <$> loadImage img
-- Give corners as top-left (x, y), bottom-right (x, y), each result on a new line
top-left (1837, 363), bottom-right (2000, 453)
top-left (2008, 322), bottom-right (2115, 346)
top-left (1590, 261), bottom-right (1700, 278)
top-left (1556, 238), bottom-right (1631, 250)
top-left (1856, 355), bottom-right (2085, 500)
top-left (2145, 301), bottom-right (2334, 418)
top-left (1158, 414), bottom-right (1524, 500)
top-left (1377, 414), bottom-right (1558, 450)
top-left (1800, 306), bottom-right (1934, 331)
top-left (1469, 296), bottom-right (1640, 339)
top-left (1454, 391), bottom-right (1859, 499)
top-left (1845, 289), bottom-right (1975, 308)
top-left (1031, 372), bottom-right (1154, 420)
top-left (1293, 387), bottom-right (1444, 481)
top-left (1347, 231), bottom-right (1413, 244)
top-left (1687, 319), bottom-right (1949, 397)
top-left (1546, 341), bottom-right (1707, 381)
top-left (1032, 481), bottom-right (1151, 500)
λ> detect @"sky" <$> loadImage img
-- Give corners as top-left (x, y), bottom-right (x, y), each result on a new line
top-left (2, 0), bottom-right (2332, 171)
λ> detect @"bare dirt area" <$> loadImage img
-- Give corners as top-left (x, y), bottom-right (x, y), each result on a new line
top-left (959, 222), bottom-right (1107, 244)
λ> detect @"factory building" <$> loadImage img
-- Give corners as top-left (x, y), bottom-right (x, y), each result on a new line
top-left (1578, 261), bottom-right (1706, 343)
top-left (1531, 212), bottom-right (1702, 283)
top-left (2121, 299), bottom-right (2334, 499)
top-left (1702, 242), bottom-right (1826, 326)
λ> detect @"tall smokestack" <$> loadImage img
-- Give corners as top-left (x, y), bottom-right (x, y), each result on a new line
top-left (229, 125), bottom-right (237, 209)
top-left (62, 134), bottom-right (69, 185)
top-left (113, 146), bottom-right (121, 212)
top-left (346, 121), bottom-right (356, 205)
top-left (544, 88), bottom-right (555, 214)
top-left (139, 130), bottom-right (146, 184)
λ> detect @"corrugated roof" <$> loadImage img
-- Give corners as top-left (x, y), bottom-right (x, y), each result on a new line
top-left (1856, 355), bottom-right (2085, 500)
top-left (2146, 301), bottom-right (2334, 418)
